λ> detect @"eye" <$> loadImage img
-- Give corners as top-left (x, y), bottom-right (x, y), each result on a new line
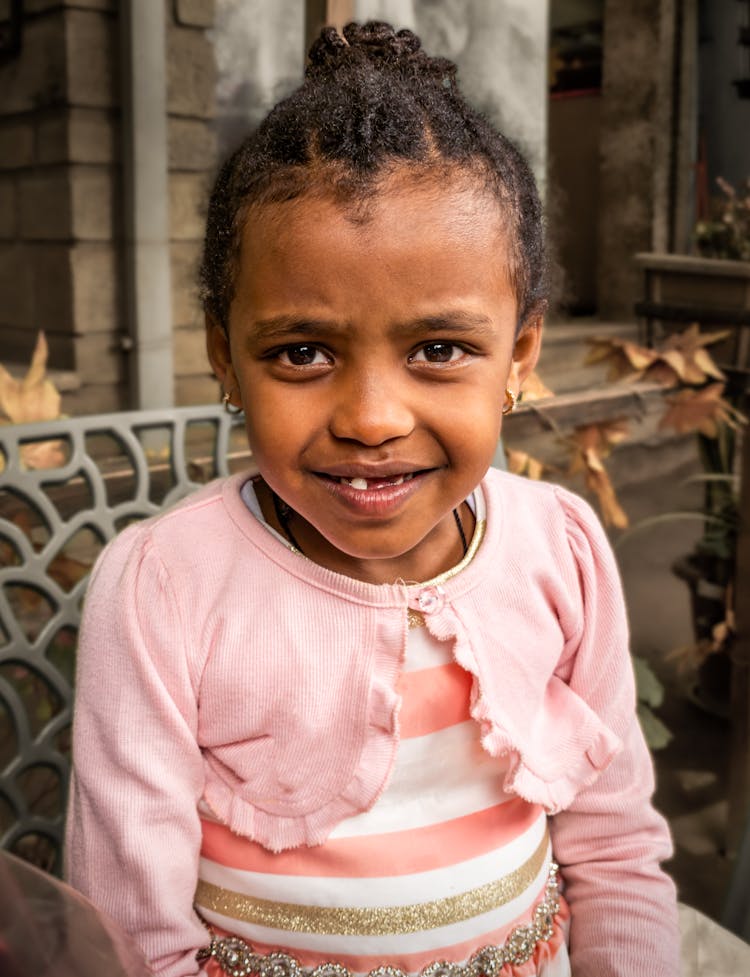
top-left (410, 342), bottom-right (466, 364)
top-left (277, 344), bottom-right (331, 367)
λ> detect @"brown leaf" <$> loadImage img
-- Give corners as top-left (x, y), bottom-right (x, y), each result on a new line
top-left (640, 360), bottom-right (682, 387)
top-left (656, 325), bottom-right (728, 386)
top-left (567, 421), bottom-right (630, 528)
top-left (584, 465), bottom-right (629, 529)
top-left (0, 333), bottom-right (61, 425)
top-left (656, 349), bottom-right (688, 382)
top-left (692, 348), bottom-right (725, 381)
top-left (505, 447), bottom-right (546, 480)
top-left (662, 322), bottom-right (730, 350)
top-left (0, 332), bottom-right (65, 470)
top-left (521, 371), bottom-right (554, 401)
top-left (584, 337), bottom-right (656, 382)
top-left (20, 439), bottom-right (68, 470)
top-left (660, 383), bottom-right (744, 437)
top-left (585, 325), bottom-right (730, 390)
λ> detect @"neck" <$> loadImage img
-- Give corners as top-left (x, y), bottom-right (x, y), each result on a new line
top-left (254, 480), bottom-right (475, 585)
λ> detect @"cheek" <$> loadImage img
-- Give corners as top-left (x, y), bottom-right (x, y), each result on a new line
top-left (441, 393), bottom-right (504, 459)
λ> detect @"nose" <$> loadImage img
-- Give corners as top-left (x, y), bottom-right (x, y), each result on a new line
top-left (329, 369), bottom-right (416, 446)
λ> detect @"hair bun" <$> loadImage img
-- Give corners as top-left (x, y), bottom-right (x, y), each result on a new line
top-left (306, 25), bottom-right (349, 70)
top-left (307, 21), bottom-right (427, 77)
top-left (343, 21), bottom-right (422, 59)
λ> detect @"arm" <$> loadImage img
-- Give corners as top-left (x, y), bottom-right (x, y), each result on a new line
top-left (66, 527), bottom-right (209, 977)
top-left (549, 488), bottom-right (681, 977)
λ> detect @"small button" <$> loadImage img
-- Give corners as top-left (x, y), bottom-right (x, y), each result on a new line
top-left (417, 585), bottom-right (445, 614)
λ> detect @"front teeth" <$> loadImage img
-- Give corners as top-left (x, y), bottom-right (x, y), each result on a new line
top-left (340, 474), bottom-right (413, 490)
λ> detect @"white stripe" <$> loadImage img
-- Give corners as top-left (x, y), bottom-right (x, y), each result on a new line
top-left (198, 815), bottom-right (546, 908)
top-left (330, 721), bottom-right (510, 839)
top-left (401, 626), bottom-right (454, 671)
top-left (197, 853), bottom-right (551, 957)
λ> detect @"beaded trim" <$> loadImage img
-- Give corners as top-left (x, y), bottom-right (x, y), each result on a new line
top-left (196, 863), bottom-right (561, 977)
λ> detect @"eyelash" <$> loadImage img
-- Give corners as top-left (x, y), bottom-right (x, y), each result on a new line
top-left (409, 342), bottom-right (468, 365)
top-left (274, 345), bottom-right (332, 368)
top-left (268, 341), bottom-right (472, 371)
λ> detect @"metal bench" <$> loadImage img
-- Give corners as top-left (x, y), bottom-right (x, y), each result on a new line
top-left (0, 405), bottom-right (247, 874)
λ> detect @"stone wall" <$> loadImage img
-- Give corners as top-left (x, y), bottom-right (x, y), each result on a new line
top-left (0, 1), bottom-right (121, 412)
top-left (0, 0), bottom-right (217, 414)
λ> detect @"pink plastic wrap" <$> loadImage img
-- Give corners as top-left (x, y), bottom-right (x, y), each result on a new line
top-left (0, 852), bottom-right (152, 977)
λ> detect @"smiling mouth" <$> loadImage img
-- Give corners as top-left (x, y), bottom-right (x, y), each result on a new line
top-left (319, 472), bottom-right (422, 491)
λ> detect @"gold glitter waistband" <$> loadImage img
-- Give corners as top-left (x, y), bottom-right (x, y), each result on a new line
top-left (196, 861), bottom-right (562, 977)
top-left (194, 825), bottom-right (549, 936)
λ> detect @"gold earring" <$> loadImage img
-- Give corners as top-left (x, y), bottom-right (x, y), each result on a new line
top-left (222, 390), bottom-right (242, 415)
top-left (502, 387), bottom-right (517, 415)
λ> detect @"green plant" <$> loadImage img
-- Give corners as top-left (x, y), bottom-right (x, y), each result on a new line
top-left (693, 176), bottom-right (750, 262)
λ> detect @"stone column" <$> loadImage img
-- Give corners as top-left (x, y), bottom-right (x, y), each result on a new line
top-left (596, 0), bottom-right (663, 320)
top-left (167, 0), bottom-right (218, 406)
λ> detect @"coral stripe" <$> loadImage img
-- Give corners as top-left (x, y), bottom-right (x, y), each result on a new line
top-left (397, 664), bottom-right (473, 738)
top-left (200, 800), bottom-right (542, 878)
top-left (203, 891), bottom-right (570, 977)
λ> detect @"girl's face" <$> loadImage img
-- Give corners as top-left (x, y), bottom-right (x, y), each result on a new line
top-left (208, 170), bottom-right (542, 585)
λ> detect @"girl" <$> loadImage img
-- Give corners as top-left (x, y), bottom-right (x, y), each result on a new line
top-left (66, 22), bottom-right (681, 977)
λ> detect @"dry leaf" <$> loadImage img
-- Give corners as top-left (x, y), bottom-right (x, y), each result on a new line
top-left (568, 421), bottom-right (631, 528)
top-left (584, 465), bottom-right (629, 529)
top-left (655, 324), bottom-right (728, 386)
top-left (584, 337), bottom-right (657, 382)
top-left (0, 333), bottom-right (61, 424)
top-left (0, 332), bottom-right (65, 471)
top-left (660, 383), bottom-right (746, 437)
top-left (521, 371), bottom-right (554, 401)
top-left (585, 325), bottom-right (728, 390)
top-left (506, 447), bottom-right (545, 480)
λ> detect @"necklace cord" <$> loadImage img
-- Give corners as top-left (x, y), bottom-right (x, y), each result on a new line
top-left (453, 505), bottom-right (468, 558)
top-left (271, 491), bottom-right (305, 553)
top-left (270, 489), bottom-right (469, 561)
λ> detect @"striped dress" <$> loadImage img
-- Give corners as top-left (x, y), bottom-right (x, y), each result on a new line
top-left (194, 487), bottom-right (570, 977)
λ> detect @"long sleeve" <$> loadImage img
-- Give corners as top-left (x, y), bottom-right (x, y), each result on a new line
top-left (65, 526), bottom-right (208, 977)
top-left (549, 487), bottom-right (681, 977)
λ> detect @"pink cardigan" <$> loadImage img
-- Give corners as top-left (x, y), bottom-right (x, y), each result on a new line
top-left (66, 468), bottom-right (680, 977)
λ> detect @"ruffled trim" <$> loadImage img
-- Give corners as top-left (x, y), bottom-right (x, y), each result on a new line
top-left (492, 724), bottom-right (622, 816)
top-left (200, 647), bottom-right (404, 853)
top-left (435, 612), bottom-right (622, 816)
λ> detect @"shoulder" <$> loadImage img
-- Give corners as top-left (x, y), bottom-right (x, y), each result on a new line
top-left (482, 467), bottom-right (609, 552)
top-left (88, 475), bottom-right (256, 592)
top-left (478, 468), bottom-right (622, 629)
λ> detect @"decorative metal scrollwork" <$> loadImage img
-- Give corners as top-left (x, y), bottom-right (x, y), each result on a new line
top-left (0, 405), bottom-right (248, 872)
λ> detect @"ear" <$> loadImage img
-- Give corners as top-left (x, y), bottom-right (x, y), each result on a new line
top-left (206, 314), bottom-right (239, 395)
top-left (506, 313), bottom-right (543, 393)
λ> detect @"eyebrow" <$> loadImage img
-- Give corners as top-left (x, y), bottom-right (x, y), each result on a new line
top-left (250, 311), bottom-right (497, 341)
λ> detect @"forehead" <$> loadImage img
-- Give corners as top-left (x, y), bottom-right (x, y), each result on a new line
top-left (234, 170), bottom-right (515, 315)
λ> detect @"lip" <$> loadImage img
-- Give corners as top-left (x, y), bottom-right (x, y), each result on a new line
top-left (315, 468), bottom-right (432, 516)
top-left (316, 462), bottom-right (430, 480)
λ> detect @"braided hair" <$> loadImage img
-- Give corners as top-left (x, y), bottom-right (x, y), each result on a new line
top-left (200, 21), bottom-right (546, 333)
